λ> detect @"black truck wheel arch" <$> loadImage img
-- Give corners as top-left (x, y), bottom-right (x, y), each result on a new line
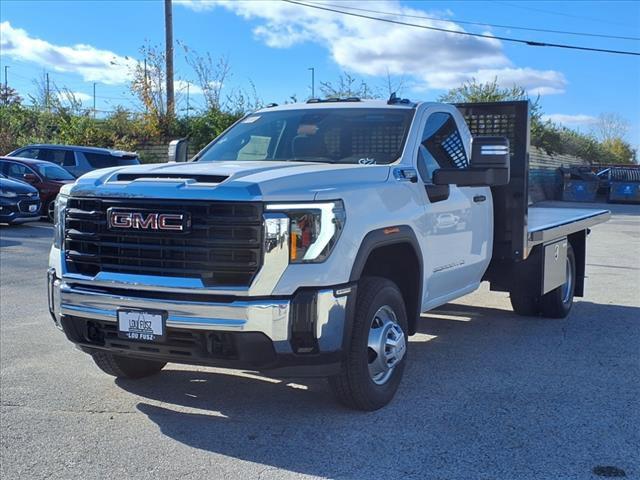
top-left (349, 225), bottom-right (423, 335)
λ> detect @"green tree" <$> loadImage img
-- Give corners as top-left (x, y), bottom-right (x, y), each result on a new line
top-left (601, 137), bottom-right (635, 164)
top-left (436, 77), bottom-right (561, 151)
top-left (0, 85), bottom-right (22, 106)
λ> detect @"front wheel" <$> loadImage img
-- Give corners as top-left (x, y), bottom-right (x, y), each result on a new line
top-left (328, 277), bottom-right (408, 411)
top-left (45, 200), bottom-right (55, 223)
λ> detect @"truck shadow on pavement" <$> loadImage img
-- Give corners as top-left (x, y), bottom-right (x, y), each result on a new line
top-left (118, 300), bottom-right (638, 479)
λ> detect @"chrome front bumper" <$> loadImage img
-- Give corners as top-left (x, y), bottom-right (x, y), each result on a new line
top-left (49, 270), bottom-right (351, 355)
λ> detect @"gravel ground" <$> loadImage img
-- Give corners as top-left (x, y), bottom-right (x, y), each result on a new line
top-left (1, 201), bottom-right (638, 480)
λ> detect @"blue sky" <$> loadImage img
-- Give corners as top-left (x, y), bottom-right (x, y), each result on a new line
top-left (1, 0), bottom-right (639, 146)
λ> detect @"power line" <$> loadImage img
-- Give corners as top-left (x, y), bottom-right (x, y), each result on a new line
top-left (283, 0), bottom-right (640, 57)
top-left (308, 1), bottom-right (640, 41)
top-left (495, 1), bottom-right (638, 29)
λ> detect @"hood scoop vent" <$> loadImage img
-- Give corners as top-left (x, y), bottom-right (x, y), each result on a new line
top-left (114, 173), bottom-right (228, 184)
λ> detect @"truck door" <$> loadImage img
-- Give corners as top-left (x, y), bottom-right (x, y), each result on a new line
top-left (414, 108), bottom-right (492, 307)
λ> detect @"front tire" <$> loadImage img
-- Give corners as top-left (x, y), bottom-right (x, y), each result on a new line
top-left (45, 200), bottom-right (55, 223)
top-left (329, 277), bottom-right (408, 411)
top-left (91, 352), bottom-right (166, 379)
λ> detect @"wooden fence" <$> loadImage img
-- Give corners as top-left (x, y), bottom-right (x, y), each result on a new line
top-left (529, 148), bottom-right (588, 202)
top-left (136, 143), bottom-right (170, 164)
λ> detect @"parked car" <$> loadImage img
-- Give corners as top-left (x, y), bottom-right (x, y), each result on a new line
top-left (0, 157), bottom-right (75, 221)
top-left (0, 172), bottom-right (41, 224)
top-left (8, 144), bottom-right (140, 177)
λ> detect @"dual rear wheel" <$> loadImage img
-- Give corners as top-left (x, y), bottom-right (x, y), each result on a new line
top-left (510, 243), bottom-right (576, 318)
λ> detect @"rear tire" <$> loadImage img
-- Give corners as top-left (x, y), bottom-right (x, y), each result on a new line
top-left (328, 277), bottom-right (408, 411)
top-left (539, 244), bottom-right (576, 318)
top-left (509, 293), bottom-right (540, 316)
top-left (509, 243), bottom-right (576, 319)
top-left (91, 352), bottom-right (166, 379)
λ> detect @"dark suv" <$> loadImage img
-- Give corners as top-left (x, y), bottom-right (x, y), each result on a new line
top-left (9, 144), bottom-right (140, 177)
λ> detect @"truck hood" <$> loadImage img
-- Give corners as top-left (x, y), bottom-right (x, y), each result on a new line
top-left (67, 160), bottom-right (392, 201)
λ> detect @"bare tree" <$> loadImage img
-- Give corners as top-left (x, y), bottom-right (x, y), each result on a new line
top-left (129, 43), bottom-right (182, 134)
top-left (28, 72), bottom-right (51, 109)
top-left (383, 69), bottom-right (406, 98)
top-left (225, 79), bottom-right (263, 114)
top-left (28, 73), bottom-right (86, 115)
top-left (130, 44), bottom-right (166, 117)
top-left (55, 87), bottom-right (85, 115)
top-left (180, 42), bottom-right (230, 111)
top-left (319, 72), bottom-right (380, 99)
top-left (592, 112), bottom-right (629, 143)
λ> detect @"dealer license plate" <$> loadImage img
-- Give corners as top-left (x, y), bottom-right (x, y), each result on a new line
top-left (117, 310), bottom-right (166, 341)
top-left (29, 204), bottom-right (38, 212)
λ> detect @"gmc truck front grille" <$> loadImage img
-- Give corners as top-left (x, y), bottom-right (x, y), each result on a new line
top-left (64, 198), bottom-right (264, 287)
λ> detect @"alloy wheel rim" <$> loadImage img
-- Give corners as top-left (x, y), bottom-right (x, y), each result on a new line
top-left (367, 305), bottom-right (406, 385)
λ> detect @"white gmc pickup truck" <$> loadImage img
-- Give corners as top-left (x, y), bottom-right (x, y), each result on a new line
top-left (47, 99), bottom-right (609, 410)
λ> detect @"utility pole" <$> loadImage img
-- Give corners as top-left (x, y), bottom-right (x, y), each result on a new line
top-left (93, 83), bottom-right (96, 118)
top-left (45, 72), bottom-right (50, 111)
top-left (164, 0), bottom-right (175, 117)
top-left (308, 67), bottom-right (315, 99)
top-left (4, 66), bottom-right (8, 89)
top-left (186, 82), bottom-right (190, 121)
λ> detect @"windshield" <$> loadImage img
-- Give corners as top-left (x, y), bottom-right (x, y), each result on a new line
top-left (35, 163), bottom-right (75, 181)
top-left (197, 108), bottom-right (415, 165)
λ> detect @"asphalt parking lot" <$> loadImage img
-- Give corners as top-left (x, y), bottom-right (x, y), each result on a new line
top-left (1, 201), bottom-right (638, 480)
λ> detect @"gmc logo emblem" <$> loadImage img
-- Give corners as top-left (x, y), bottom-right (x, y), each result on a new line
top-left (107, 208), bottom-right (190, 232)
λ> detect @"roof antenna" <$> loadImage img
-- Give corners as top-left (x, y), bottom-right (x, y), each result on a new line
top-left (387, 92), bottom-right (397, 104)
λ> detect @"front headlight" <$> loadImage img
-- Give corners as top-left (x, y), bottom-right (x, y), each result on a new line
top-left (53, 194), bottom-right (68, 249)
top-left (0, 189), bottom-right (18, 198)
top-left (266, 201), bottom-right (345, 263)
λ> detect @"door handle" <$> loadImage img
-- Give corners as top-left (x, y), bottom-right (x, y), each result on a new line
top-left (473, 195), bottom-right (486, 203)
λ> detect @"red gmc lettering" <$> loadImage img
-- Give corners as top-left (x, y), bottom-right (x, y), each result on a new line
top-left (158, 214), bottom-right (185, 231)
top-left (108, 211), bottom-right (185, 231)
top-left (110, 212), bottom-right (132, 228)
top-left (131, 212), bottom-right (158, 230)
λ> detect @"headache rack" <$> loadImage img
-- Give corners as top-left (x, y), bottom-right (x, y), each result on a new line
top-left (455, 101), bottom-right (609, 297)
top-left (455, 101), bottom-right (530, 261)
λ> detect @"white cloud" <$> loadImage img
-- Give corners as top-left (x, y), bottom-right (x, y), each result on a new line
top-left (175, 80), bottom-right (203, 94)
top-left (57, 91), bottom-right (92, 102)
top-left (0, 21), bottom-right (135, 85)
top-left (177, 0), bottom-right (567, 96)
top-left (174, 80), bottom-right (222, 95)
top-left (425, 67), bottom-right (567, 95)
top-left (542, 114), bottom-right (598, 126)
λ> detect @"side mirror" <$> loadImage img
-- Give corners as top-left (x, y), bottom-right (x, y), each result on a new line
top-left (168, 138), bottom-right (189, 163)
top-left (433, 136), bottom-right (510, 187)
top-left (23, 173), bottom-right (39, 184)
